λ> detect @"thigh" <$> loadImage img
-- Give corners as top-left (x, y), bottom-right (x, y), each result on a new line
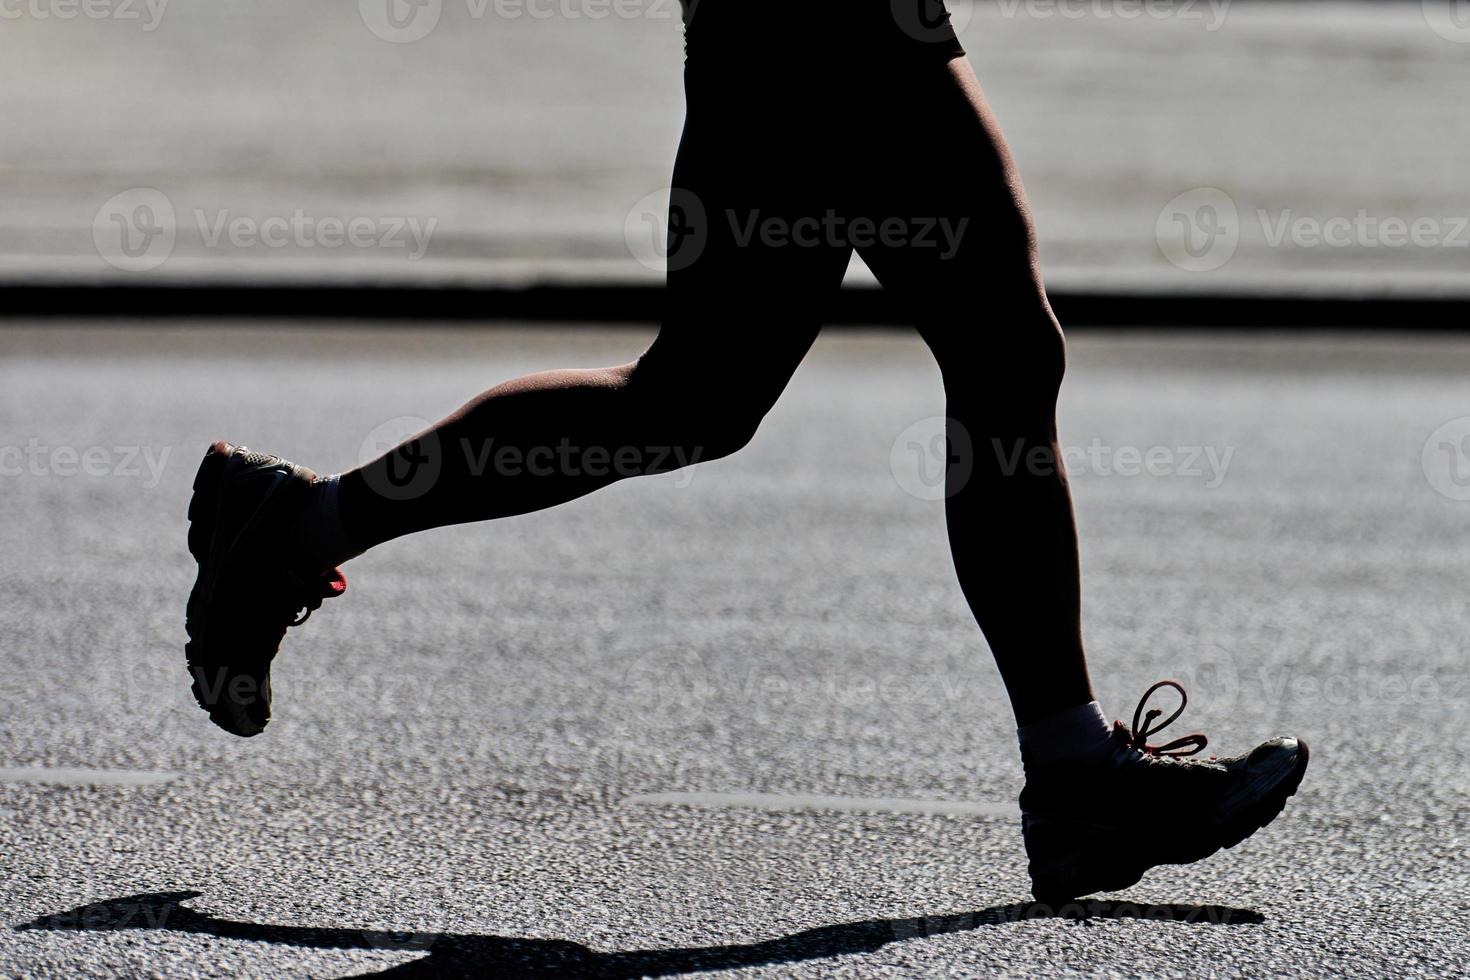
top-left (640, 70), bottom-right (854, 405)
top-left (854, 58), bottom-right (1054, 358)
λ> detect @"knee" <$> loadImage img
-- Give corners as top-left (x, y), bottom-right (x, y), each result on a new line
top-left (623, 358), bottom-right (768, 465)
top-left (930, 305), bottom-right (1065, 400)
top-left (1019, 308), bottom-right (1067, 394)
top-left (681, 404), bottom-right (764, 463)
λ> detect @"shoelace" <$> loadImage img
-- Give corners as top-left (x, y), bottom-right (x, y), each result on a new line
top-left (1128, 679), bottom-right (1209, 758)
top-left (287, 599), bottom-right (321, 628)
top-left (282, 569), bottom-right (346, 627)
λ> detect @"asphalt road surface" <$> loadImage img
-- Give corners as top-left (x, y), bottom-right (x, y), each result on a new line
top-left (2, 324), bottom-right (1468, 977)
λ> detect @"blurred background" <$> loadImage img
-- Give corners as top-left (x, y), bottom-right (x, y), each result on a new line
top-left (4, 0), bottom-right (1469, 297)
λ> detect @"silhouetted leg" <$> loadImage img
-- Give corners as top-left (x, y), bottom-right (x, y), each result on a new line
top-left (858, 58), bottom-right (1093, 726)
top-left (337, 80), bottom-right (851, 552)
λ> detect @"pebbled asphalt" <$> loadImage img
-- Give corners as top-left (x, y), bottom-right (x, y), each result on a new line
top-left (1, 324), bottom-right (1468, 977)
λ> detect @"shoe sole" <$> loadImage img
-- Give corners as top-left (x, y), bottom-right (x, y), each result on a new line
top-left (183, 442), bottom-right (305, 736)
top-left (1028, 739), bottom-right (1311, 904)
top-left (184, 443), bottom-right (241, 730)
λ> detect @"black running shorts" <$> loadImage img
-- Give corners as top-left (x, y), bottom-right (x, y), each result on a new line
top-left (680, 1), bottom-right (966, 68)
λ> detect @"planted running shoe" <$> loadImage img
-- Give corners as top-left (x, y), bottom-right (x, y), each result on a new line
top-left (184, 441), bottom-right (345, 736)
top-left (1020, 680), bottom-right (1308, 904)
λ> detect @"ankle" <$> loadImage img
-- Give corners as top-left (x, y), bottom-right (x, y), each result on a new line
top-left (1018, 700), bottom-right (1115, 773)
top-left (291, 474), bottom-right (365, 571)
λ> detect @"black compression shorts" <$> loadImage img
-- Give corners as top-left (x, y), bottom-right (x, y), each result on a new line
top-left (680, 1), bottom-right (966, 67)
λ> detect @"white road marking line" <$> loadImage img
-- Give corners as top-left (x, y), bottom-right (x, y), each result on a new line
top-left (623, 791), bottom-right (1014, 819)
top-left (0, 767), bottom-right (181, 787)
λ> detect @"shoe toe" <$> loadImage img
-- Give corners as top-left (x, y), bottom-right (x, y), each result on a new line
top-left (213, 705), bottom-right (268, 737)
top-left (200, 668), bottom-right (271, 737)
top-left (1243, 736), bottom-right (1308, 798)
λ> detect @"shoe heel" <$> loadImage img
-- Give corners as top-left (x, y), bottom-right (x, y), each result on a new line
top-left (1023, 813), bottom-right (1146, 905)
top-left (1023, 813), bottom-right (1088, 904)
top-left (186, 442), bottom-right (232, 562)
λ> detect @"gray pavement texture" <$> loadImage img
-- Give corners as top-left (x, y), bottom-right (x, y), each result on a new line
top-left (2, 324), bottom-right (1470, 977)
top-left (4, 2), bottom-right (1470, 295)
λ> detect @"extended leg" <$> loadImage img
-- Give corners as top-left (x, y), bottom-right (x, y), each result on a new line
top-left (330, 105), bottom-right (851, 559)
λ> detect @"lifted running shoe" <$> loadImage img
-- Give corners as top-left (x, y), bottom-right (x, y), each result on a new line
top-left (184, 441), bottom-right (346, 737)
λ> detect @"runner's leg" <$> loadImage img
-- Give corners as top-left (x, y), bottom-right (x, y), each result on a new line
top-left (855, 57), bottom-right (1093, 727)
top-left (333, 74), bottom-right (850, 555)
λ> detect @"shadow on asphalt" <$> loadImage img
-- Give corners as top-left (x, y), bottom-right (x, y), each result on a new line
top-left (16, 890), bottom-right (1264, 977)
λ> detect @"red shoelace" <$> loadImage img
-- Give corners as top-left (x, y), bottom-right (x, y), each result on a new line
top-left (1127, 680), bottom-right (1209, 758)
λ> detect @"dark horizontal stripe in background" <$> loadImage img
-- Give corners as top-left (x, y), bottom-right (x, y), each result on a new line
top-left (4, 283), bottom-right (1467, 330)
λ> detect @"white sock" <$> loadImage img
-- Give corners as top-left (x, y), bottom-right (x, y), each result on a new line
top-left (292, 474), bottom-right (364, 571)
top-left (1017, 700), bottom-right (1115, 771)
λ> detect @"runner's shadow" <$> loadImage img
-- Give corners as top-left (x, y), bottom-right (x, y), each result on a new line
top-left (15, 890), bottom-right (1264, 977)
